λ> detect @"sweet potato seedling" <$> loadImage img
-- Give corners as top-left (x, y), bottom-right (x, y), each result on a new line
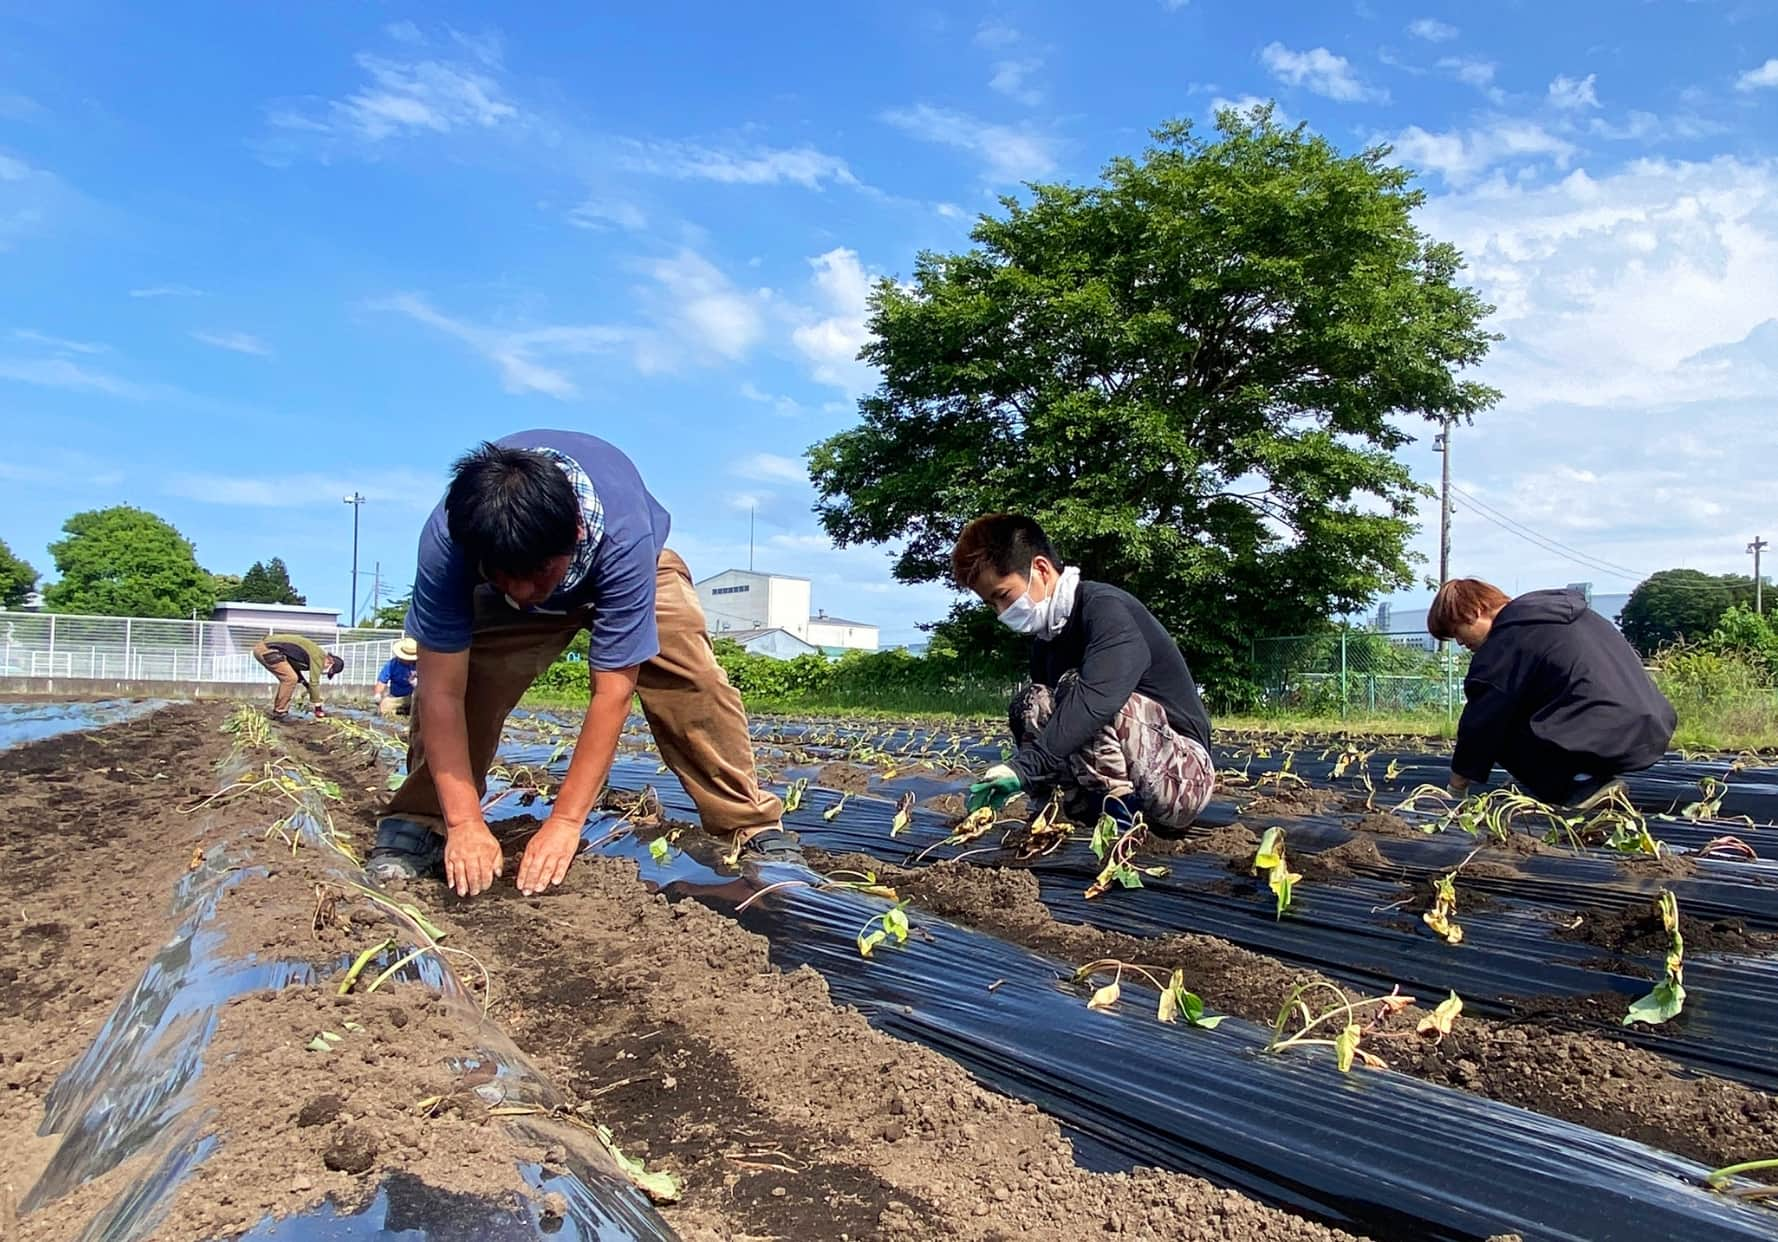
top-left (823, 792), bottom-right (850, 822)
top-left (1422, 873), bottom-right (1464, 945)
top-left (1251, 827), bottom-right (1301, 919)
top-left (1623, 889), bottom-right (1686, 1027)
top-left (783, 777), bottom-right (809, 814)
top-left (857, 903), bottom-right (912, 958)
top-left (1073, 959), bottom-right (1224, 1029)
top-left (890, 791), bottom-right (915, 837)
top-left (1085, 811), bottom-right (1168, 899)
top-left (1266, 981), bottom-right (1432, 1072)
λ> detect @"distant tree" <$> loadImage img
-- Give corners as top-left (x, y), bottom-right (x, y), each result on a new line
top-left (0, 538), bottom-right (39, 609)
top-left (365, 593), bottom-right (411, 630)
top-left (1619, 569), bottom-right (1755, 654)
top-left (808, 111), bottom-right (1499, 681)
top-left (209, 572), bottom-right (243, 599)
top-left (235, 557), bottom-right (307, 605)
top-left (45, 506), bottom-right (216, 618)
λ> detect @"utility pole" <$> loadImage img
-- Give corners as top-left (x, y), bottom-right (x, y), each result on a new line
top-left (371, 560), bottom-right (382, 620)
top-left (343, 492), bottom-right (365, 626)
top-left (1751, 536), bottom-right (1769, 614)
top-left (1435, 418), bottom-right (1453, 587)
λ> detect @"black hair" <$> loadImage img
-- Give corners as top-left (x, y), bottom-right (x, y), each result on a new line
top-left (324, 653), bottom-right (345, 678)
top-left (444, 442), bottom-right (580, 576)
top-left (950, 513), bottom-right (1063, 588)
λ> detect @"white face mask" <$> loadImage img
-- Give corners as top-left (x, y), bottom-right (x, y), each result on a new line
top-left (997, 590), bottom-right (1043, 634)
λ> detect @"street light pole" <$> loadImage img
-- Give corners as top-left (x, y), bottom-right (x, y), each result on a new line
top-left (343, 493), bottom-right (365, 626)
top-left (1751, 536), bottom-right (1769, 615)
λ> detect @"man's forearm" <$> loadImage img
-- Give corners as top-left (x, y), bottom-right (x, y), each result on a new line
top-left (420, 689), bottom-right (484, 829)
top-left (551, 691), bottom-right (628, 827)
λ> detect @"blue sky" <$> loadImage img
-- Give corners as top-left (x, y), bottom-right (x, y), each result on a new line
top-left (4, 1), bottom-right (1778, 644)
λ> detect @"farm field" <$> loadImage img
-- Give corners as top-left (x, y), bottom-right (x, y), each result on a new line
top-left (7, 697), bottom-right (1778, 1241)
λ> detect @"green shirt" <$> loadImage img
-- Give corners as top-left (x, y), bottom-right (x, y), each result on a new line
top-left (265, 633), bottom-right (329, 705)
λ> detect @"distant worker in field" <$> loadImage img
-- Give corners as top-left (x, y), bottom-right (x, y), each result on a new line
top-left (375, 636), bottom-right (420, 718)
top-left (369, 431), bottom-right (795, 898)
top-left (954, 514), bottom-right (1216, 835)
top-left (251, 634), bottom-right (344, 720)
top-left (1429, 578), bottom-right (1677, 808)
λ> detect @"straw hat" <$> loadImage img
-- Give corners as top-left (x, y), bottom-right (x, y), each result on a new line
top-left (391, 636), bottom-right (419, 662)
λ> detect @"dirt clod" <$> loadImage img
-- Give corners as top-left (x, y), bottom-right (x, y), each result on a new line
top-left (297, 1092), bottom-right (344, 1127)
top-left (323, 1124), bottom-right (380, 1174)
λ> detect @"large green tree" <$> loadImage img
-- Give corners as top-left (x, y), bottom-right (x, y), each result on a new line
top-left (364, 593), bottom-right (411, 630)
top-left (234, 556), bottom-right (307, 605)
top-left (808, 113), bottom-right (1500, 679)
top-left (44, 506), bottom-right (216, 618)
top-left (0, 537), bottom-right (38, 609)
top-left (1619, 569), bottom-right (1756, 654)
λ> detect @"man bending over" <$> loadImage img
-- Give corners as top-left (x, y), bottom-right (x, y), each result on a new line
top-left (369, 431), bottom-right (796, 897)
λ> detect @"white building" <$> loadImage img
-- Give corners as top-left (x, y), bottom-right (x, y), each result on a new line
top-left (807, 610), bottom-right (880, 654)
top-left (211, 601), bottom-right (343, 633)
top-left (695, 569), bottom-right (879, 656)
top-left (718, 627), bottom-right (823, 660)
top-left (697, 570), bottom-right (812, 638)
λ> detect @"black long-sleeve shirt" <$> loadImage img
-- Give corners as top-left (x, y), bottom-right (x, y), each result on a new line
top-left (1453, 589), bottom-right (1676, 798)
top-left (1009, 581), bottom-right (1212, 787)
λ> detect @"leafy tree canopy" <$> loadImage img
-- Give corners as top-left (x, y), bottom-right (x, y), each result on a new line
top-left (1620, 569), bottom-right (1756, 655)
top-left (234, 556), bottom-right (307, 605)
top-left (808, 111), bottom-right (1500, 681)
top-left (364, 593), bottom-right (412, 630)
top-left (45, 506), bottom-right (216, 618)
top-left (0, 537), bottom-right (38, 610)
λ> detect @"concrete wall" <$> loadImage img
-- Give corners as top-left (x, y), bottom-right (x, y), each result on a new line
top-left (807, 620), bottom-right (879, 652)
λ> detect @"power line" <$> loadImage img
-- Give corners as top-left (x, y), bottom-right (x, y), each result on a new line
top-left (1449, 485), bottom-right (1755, 597)
top-left (1448, 484), bottom-right (1643, 580)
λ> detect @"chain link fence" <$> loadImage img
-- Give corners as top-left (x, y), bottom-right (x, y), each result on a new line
top-left (1250, 628), bottom-right (1471, 718)
top-left (0, 610), bottom-right (404, 687)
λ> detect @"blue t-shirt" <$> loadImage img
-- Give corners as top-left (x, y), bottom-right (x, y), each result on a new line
top-left (406, 431), bottom-right (673, 669)
top-left (377, 659), bottom-right (417, 697)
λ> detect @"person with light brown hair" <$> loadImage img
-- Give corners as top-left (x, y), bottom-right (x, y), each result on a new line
top-left (1428, 578), bottom-right (1676, 808)
top-left (952, 514), bottom-right (1215, 834)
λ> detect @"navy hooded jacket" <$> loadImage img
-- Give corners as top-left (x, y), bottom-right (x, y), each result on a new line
top-left (1452, 589), bottom-right (1676, 801)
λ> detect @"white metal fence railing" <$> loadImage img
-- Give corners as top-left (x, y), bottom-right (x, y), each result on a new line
top-left (0, 610), bottom-right (405, 687)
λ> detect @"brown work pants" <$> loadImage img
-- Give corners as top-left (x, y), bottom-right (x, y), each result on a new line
top-left (382, 549), bottom-right (781, 838)
top-left (252, 640), bottom-right (305, 714)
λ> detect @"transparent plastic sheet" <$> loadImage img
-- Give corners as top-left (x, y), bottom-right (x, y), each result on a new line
top-left (576, 821), bottom-right (1778, 1242)
top-left (582, 751), bottom-right (1778, 1092)
top-left (22, 749), bottom-right (676, 1242)
top-left (0, 697), bottom-right (168, 751)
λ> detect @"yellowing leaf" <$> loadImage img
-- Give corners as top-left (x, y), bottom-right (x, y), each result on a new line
top-left (883, 906), bottom-right (911, 943)
top-left (1157, 983), bottom-right (1179, 1024)
top-left (1253, 827), bottom-right (1286, 874)
top-left (857, 929), bottom-right (886, 958)
top-left (1334, 1022), bottom-right (1360, 1073)
top-left (1087, 980), bottom-right (1121, 1012)
top-left (1416, 991), bottom-right (1464, 1038)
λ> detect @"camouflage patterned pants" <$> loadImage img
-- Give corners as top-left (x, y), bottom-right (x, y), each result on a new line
top-left (1012, 676), bottom-right (1215, 831)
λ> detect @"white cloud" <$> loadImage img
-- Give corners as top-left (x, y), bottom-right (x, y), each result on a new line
top-left (374, 293), bottom-right (629, 398)
top-left (620, 140), bottom-right (859, 189)
top-left (164, 469), bottom-right (441, 509)
top-left (740, 381), bottom-right (804, 417)
top-left (1408, 18), bottom-right (1458, 42)
top-left (0, 356), bottom-right (153, 398)
top-left (1418, 156), bottom-right (1778, 412)
top-left (768, 532), bottom-right (836, 552)
top-left (973, 22), bottom-right (1021, 51)
top-left (1548, 73), bottom-right (1600, 110)
top-left (0, 153), bottom-right (31, 182)
top-left (725, 490), bottom-right (772, 513)
top-left (732, 452), bottom-right (808, 484)
top-left (1736, 58), bottom-right (1778, 91)
top-left (790, 247), bottom-right (877, 394)
top-left (1439, 56), bottom-right (1498, 91)
top-left (636, 249), bottom-right (766, 366)
top-left (0, 149), bottom-right (59, 251)
top-left (191, 329), bottom-right (273, 358)
top-left (881, 104), bottom-right (1058, 182)
top-left (1260, 43), bottom-right (1387, 103)
top-left (934, 201), bottom-right (969, 221)
top-left (989, 58), bottom-right (1044, 107)
top-left (262, 38), bottom-right (522, 159)
top-left (128, 284), bottom-right (205, 299)
top-left (566, 198), bottom-right (647, 232)
top-left (1387, 120), bottom-right (1576, 185)
top-left (13, 329), bottom-right (107, 355)
top-left (1209, 96), bottom-right (1292, 128)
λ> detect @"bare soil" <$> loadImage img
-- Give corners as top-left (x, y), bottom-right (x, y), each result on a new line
top-left (807, 848), bottom-right (1778, 1179)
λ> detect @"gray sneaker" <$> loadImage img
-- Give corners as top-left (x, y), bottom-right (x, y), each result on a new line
top-left (736, 827), bottom-right (804, 864)
top-left (367, 817), bottom-right (445, 881)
